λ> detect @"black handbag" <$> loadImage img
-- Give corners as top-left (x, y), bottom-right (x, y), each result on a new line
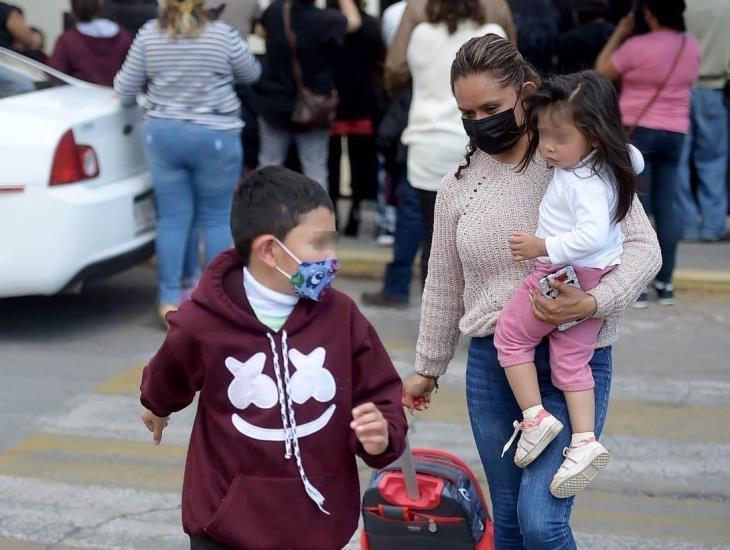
top-left (282, 0), bottom-right (339, 128)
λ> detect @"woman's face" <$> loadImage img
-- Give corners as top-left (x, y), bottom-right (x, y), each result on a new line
top-left (454, 74), bottom-right (529, 125)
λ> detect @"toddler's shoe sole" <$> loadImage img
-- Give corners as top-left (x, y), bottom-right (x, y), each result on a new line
top-left (514, 419), bottom-right (564, 468)
top-left (550, 448), bottom-right (609, 499)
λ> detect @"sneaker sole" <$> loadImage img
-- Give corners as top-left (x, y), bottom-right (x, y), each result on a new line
top-left (514, 420), bottom-right (564, 468)
top-left (657, 298), bottom-right (675, 306)
top-left (631, 301), bottom-right (649, 310)
top-left (550, 450), bottom-right (609, 499)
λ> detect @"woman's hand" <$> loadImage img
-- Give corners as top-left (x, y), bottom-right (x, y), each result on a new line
top-left (403, 374), bottom-right (438, 413)
top-left (530, 280), bottom-right (598, 326)
top-left (595, 12), bottom-right (633, 80)
top-left (615, 12), bottom-right (636, 40)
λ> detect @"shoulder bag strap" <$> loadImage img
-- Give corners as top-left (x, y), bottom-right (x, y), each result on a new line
top-left (282, 0), bottom-right (305, 91)
top-left (628, 33), bottom-right (687, 137)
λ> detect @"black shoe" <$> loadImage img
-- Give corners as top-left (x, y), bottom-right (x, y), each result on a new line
top-left (361, 291), bottom-right (408, 308)
top-left (344, 210), bottom-right (360, 237)
top-left (653, 282), bottom-right (675, 306)
top-left (631, 289), bottom-right (649, 310)
top-left (701, 233), bottom-right (730, 243)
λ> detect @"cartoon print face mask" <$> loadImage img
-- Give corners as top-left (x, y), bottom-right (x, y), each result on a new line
top-left (274, 238), bottom-right (339, 302)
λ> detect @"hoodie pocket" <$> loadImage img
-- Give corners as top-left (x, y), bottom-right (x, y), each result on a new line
top-left (204, 473), bottom-right (356, 550)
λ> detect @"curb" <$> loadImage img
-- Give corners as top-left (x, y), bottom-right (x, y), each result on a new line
top-left (672, 270), bottom-right (730, 293)
top-left (337, 248), bottom-right (730, 294)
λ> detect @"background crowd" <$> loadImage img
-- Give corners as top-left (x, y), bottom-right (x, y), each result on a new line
top-left (1, 0), bottom-right (728, 317)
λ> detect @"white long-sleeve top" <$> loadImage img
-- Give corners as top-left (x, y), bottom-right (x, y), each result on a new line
top-left (536, 145), bottom-right (645, 269)
top-left (402, 21), bottom-right (506, 191)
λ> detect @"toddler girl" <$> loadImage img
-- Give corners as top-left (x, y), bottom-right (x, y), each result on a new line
top-left (495, 71), bottom-right (644, 498)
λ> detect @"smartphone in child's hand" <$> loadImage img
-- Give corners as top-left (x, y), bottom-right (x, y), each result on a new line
top-left (538, 266), bottom-right (584, 332)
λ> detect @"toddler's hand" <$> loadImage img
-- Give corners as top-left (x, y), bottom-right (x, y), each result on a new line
top-left (141, 408), bottom-right (169, 446)
top-left (351, 403), bottom-right (389, 456)
top-left (509, 232), bottom-right (547, 261)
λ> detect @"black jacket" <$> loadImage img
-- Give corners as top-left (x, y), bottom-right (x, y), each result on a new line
top-left (100, 0), bottom-right (157, 36)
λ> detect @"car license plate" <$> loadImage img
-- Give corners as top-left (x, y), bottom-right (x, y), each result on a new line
top-left (134, 192), bottom-right (156, 234)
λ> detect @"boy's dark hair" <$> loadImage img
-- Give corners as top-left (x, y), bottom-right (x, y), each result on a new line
top-left (71, 0), bottom-right (101, 22)
top-left (519, 71), bottom-right (636, 224)
top-left (231, 166), bottom-right (335, 265)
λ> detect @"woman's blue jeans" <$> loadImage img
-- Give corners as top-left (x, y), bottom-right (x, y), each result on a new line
top-left (466, 336), bottom-right (612, 549)
top-left (631, 127), bottom-right (685, 283)
top-left (144, 119), bottom-right (242, 305)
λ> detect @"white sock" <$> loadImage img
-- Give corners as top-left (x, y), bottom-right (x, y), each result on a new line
top-left (522, 404), bottom-right (544, 422)
top-left (571, 431), bottom-right (595, 446)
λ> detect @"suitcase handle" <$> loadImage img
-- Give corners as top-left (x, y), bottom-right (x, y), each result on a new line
top-left (401, 439), bottom-right (421, 500)
top-left (399, 397), bottom-right (428, 501)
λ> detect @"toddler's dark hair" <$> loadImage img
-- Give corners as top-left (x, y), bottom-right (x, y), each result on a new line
top-left (519, 71), bottom-right (636, 223)
top-left (231, 166), bottom-right (334, 264)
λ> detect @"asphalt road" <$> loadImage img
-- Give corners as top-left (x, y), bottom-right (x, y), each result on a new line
top-left (1, 263), bottom-right (728, 549)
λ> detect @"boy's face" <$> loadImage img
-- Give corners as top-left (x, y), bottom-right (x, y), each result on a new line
top-left (274, 206), bottom-right (338, 281)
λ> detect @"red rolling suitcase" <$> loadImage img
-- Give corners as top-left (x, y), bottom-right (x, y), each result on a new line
top-left (360, 441), bottom-right (494, 550)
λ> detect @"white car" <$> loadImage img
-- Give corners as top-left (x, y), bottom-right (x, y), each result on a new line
top-left (0, 48), bottom-right (155, 298)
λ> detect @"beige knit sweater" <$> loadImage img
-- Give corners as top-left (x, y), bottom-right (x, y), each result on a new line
top-left (415, 150), bottom-right (662, 377)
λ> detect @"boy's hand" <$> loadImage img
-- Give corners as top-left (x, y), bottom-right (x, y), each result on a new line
top-left (509, 232), bottom-right (547, 261)
top-left (141, 409), bottom-right (169, 446)
top-left (351, 403), bottom-right (389, 456)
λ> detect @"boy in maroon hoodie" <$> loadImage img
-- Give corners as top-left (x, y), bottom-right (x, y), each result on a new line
top-left (140, 166), bottom-right (408, 550)
top-left (49, 0), bottom-right (132, 86)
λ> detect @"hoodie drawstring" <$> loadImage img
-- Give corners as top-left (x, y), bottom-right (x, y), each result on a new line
top-left (267, 333), bottom-right (293, 459)
top-left (266, 332), bottom-right (329, 515)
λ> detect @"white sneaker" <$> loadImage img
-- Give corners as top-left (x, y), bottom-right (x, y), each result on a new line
top-left (502, 409), bottom-right (563, 468)
top-left (550, 438), bottom-right (609, 498)
top-left (376, 233), bottom-right (395, 247)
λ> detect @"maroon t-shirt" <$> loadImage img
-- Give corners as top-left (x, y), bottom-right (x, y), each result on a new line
top-left (49, 26), bottom-right (132, 86)
top-left (141, 250), bottom-right (407, 549)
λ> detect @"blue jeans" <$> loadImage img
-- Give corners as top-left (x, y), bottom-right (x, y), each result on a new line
top-left (677, 88), bottom-right (729, 240)
top-left (382, 176), bottom-right (422, 300)
top-left (144, 119), bottom-right (242, 305)
top-left (466, 336), bottom-right (612, 549)
top-left (631, 127), bottom-right (685, 284)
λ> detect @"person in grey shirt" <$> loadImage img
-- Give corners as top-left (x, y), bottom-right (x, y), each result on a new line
top-left (205, 0), bottom-right (260, 37)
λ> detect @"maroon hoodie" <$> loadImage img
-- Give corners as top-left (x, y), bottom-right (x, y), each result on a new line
top-left (49, 26), bottom-right (132, 86)
top-left (141, 250), bottom-right (407, 549)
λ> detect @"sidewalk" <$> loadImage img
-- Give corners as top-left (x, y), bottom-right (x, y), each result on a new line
top-left (337, 221), bottom-right (730, 293)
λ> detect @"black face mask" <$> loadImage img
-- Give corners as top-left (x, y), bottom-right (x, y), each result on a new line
top-left (462, 101), bottom-right (524, 156)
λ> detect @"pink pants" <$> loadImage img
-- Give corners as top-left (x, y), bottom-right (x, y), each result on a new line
top-left (494, 261), bottom-right (612, 392)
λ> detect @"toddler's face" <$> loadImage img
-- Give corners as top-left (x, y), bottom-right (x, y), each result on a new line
top-left (536, 109), bottom-right (592, 170)
top-left (275, 206), bottom-right (338, 277)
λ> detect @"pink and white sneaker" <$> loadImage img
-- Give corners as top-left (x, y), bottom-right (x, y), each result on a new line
top-left (550, 438), bottom-right (609, 498)
top-left (502, 409), bottom-right (564, 468)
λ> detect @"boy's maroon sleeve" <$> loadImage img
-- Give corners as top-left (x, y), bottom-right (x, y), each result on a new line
top-left (350, 307), bottom-right (408, 469)
top-left (140, 311), bottom-right (204, 418)
top-left (48, 35), bottom-right (71, 74)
